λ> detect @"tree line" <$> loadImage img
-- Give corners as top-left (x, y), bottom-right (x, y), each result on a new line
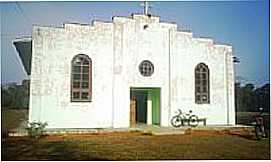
top-left (1, 80), bottom-right (30, 109)
top-left (235, 83), bottom-right (270, 112)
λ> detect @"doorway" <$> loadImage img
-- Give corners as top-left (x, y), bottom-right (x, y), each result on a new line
top-left (130, 88), bottom-right (161, 126)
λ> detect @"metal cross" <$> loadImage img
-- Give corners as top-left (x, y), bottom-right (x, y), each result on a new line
top-left (140, 1), bottom-right (151, 15)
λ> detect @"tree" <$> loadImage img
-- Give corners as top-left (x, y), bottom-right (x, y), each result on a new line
top-left (235, 82), bottom-right (270, 112)
top-left (1, 88), bottom-right (12, 107)
top-left (1, 80), bottom-right (30, 109)
top-left (235, 83), bottom-right (254, 112)
top-left (254, 83), bottom-right (270, 113)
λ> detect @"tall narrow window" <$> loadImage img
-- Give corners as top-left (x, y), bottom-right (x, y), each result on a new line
top-left (71, 54), bottom-right (92, 102)
top-left (195, 63), bottom-right (209, 104)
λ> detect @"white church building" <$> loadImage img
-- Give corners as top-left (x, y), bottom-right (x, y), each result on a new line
top-left (14, 12), bottom-right (235, 129)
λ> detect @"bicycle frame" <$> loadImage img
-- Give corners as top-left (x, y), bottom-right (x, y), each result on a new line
top-left (176, 110), bottom-right (192, 119)
top-left (171, 109), bottom-right (199, 127)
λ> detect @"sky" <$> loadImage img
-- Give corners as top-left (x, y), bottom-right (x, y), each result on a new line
top-left (0, 1), bottom-right (270, 87)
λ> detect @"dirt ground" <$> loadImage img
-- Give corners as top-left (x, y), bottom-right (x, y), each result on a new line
top-left (2, 130), bottom-right (270, 160)
top-left (2, 109), bottom-right (270, 160)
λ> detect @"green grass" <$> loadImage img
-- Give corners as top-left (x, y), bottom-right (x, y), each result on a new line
top-left (2, 132), bottom-right (270, 160)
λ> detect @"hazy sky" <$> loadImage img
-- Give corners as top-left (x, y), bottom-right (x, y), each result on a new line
top-left (1, 1), bottom-right (269, 87)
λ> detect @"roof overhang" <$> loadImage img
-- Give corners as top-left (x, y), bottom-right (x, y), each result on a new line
top-left (13, 37), bottom-right (32, 75)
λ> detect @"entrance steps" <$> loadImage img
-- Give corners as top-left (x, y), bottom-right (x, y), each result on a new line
top-left (131, 124), bottom-right (185, 135)
top-left (7, 124), bottom-right (254, 137)
top-left (130, 124), bottom-right (254, 136)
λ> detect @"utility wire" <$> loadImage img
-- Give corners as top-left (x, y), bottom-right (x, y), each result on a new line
top-left (2, 3), bottom-right (32, 39)
top-left (2, 3), bottom-right (30, 78)
top-left (15, 2), bottom-right (31, 25)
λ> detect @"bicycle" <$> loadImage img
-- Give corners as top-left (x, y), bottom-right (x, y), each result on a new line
top-left (251, 108), bottom-right (267, 140)
top-left (171, 109), bottom-right (199, 127)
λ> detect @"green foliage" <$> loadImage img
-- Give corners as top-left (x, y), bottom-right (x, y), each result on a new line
top-left (26, 122), bottom-right (48, 139)
top-left (235, 83), bottom-right (270, 112)
top-left (1, 80), bottom-right (30, 109)
top-left (254, 84), bottom-right (270, 112)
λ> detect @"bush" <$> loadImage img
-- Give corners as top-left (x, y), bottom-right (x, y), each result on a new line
top-left (26, 122), bottom-right (48, 139)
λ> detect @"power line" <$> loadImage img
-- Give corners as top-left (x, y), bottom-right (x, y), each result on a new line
top-left (14, 2), bottom-right (31, 25)
top-left (2, 4), bottom-right (32, 38)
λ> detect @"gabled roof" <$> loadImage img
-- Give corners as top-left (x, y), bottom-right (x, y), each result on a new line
top-left (13, 37), bottom-right (32, 75)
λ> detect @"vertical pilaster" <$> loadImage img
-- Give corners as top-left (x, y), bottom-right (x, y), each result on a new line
top-left (147, 97), bottom-right (152, 125)
top-left (29, 26), bottom-right (43, 123)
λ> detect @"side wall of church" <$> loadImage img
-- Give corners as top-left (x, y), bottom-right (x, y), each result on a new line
top-left (29, 22), bottom-right (114, 128)
top-left (170, 31), bottom-right (235, 125)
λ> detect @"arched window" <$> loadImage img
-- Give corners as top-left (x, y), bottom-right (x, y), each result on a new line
top-left (71, 54), bottom-right (92, 102)
top-left (195, 63), bottom-right (209, 104)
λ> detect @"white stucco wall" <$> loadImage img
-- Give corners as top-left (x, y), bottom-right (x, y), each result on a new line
top-left (29, 14), bottom-right (235, 128)
top-left (170, 31), bottom-right (235, 125)
top-left (29, 22), bottom-right (114, 128)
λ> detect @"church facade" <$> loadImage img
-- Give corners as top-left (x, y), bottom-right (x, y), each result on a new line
top-left (15, 14), bottom-right (235, 128)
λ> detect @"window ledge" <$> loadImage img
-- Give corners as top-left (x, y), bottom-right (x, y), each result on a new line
top-left (71, 100), bottom-right (92, 102)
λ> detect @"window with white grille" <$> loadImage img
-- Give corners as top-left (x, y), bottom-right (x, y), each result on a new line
top-left (139, 60), bottom-right (154, 77)
top-left (71, 54), bottom-right (92, 102)
top-left (195, 63), bottom-right (210, 104)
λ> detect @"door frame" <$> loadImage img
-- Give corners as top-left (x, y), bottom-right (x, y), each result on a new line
top-left (130, 87), bottom-right (161, 126)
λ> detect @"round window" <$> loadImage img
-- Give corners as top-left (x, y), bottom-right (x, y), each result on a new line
top-left (139, 60), bottom-right (154, 77)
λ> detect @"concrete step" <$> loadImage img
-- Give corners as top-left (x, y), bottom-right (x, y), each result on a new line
top-left (6, 125), bottom-right (254, 137)
top-left (134, 125), bottom-right (185, 135)
top-left (8, 128), bottom-right (28, 137)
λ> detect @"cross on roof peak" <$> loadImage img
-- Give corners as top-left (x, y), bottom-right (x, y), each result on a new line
top-left (140, 1), bottom-right (151, 15)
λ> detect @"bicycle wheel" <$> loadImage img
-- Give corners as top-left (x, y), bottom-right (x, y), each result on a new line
top-left (188, 115), bottom-right (199, 127)
top-left (171, 116), bottom-right (183, 128)
top-left (255, 125), bottom-right (262, 140)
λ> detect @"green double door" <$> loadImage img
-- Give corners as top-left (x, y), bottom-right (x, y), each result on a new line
top-left (130, 88), bottom-right (161, 125)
